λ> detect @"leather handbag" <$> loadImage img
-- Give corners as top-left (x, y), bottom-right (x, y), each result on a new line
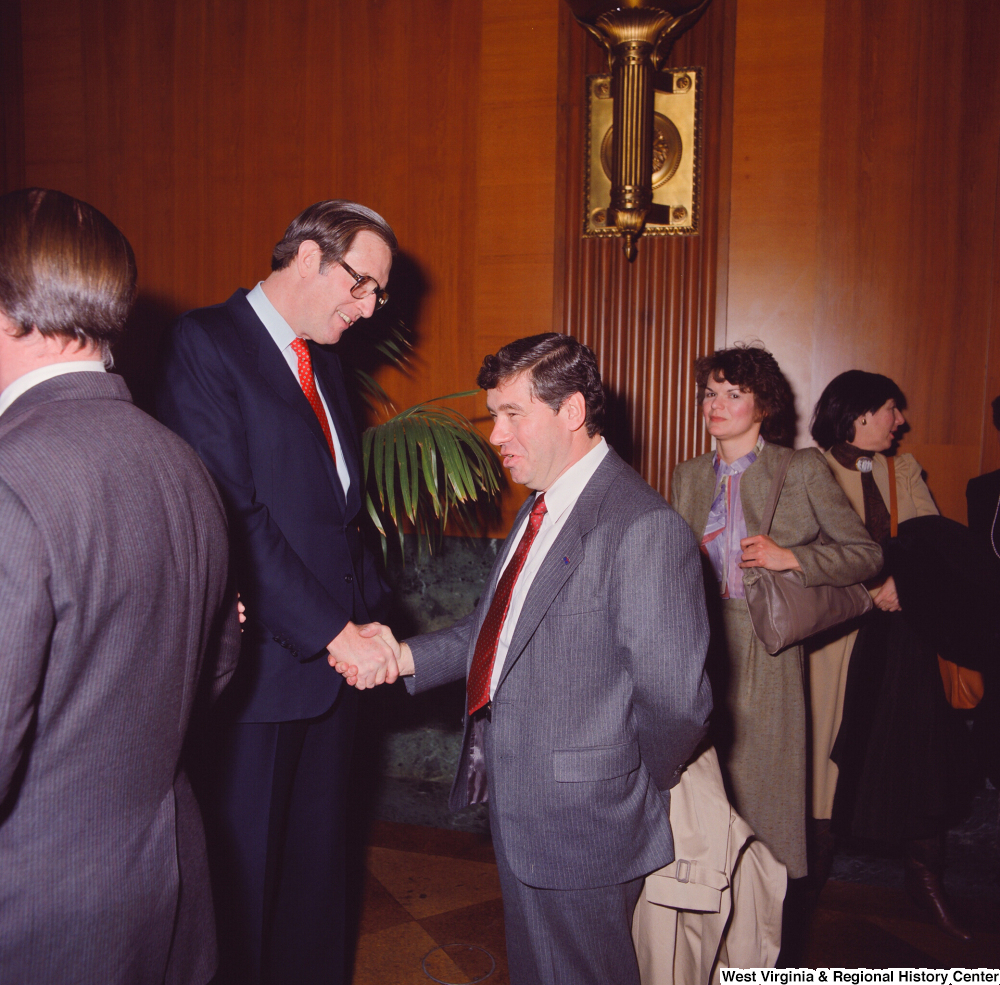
top-left (744, 447), bottom-right (874, 654)
top-left (937, 655), bottom-right (985, 709)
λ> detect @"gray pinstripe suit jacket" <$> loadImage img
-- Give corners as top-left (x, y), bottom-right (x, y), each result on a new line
top-left (0, 373), bottom-right (239, 984)
top-left (407, 449), bottom-right (712, 890)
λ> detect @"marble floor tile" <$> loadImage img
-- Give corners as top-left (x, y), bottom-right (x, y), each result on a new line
top-left (352, 822), bottom-right (999, 984)
top-left (352, 921), bottom-right (467, 985)
top-left (366, 846), bottom-right (504, 921)
top-left (357, 865), bottom-right (415, 936)
top-left (419, 898), bottom-right (509, 985)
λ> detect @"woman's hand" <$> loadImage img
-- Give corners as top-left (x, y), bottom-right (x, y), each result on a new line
top-left (871, 574), bottom-right (901, 612)
top-left (739, 534), bottom-right (802, 572)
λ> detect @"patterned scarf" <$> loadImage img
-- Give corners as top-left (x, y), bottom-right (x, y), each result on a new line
top-left (701, 437), bottom-right (765, 598)
top-left (830, 442), bottom-right (892, 546)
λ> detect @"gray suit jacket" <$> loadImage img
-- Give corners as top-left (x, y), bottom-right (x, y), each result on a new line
top-left (407, 449), bottom-right (712, 890)
top-left (0, 373), bottom-right (239, 985)
top-left (670, 444), bottom-right (882, 589)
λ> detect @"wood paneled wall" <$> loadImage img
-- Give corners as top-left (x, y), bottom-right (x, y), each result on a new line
top-left (724, 0), bottom-right (1000, 522)
top-left (558, 0), bottom-right (1000, 522)
top-left (6, 0), bottom-right (563, 531)
top-left (6, 0), bottom-right (1000, 532)
top-left (557, 0), bottom-right (737, 498)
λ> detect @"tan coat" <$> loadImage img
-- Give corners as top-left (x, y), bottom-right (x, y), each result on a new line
top-left (671, 443), bottom-right (882, 876)
top-left (823, 451), bottom-right (937, 523)
top-left (632, 745), bottom-right (786, 985)
top-left (809, 452), bottom-right (937, 818)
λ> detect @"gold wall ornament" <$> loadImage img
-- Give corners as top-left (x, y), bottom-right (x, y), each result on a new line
top-left (566, 0), bottom-right (711, 259)
top-left (585, 69), bottom-right (701, 243)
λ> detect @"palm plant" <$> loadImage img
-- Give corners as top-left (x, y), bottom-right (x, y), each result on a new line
top-left (345, 319), bottom-right (503, 560)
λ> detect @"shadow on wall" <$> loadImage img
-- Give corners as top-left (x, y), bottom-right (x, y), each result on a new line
top-left (334, 249), bottom-right (429, 430)
top-left (114, 293), bottom-right (184, 415)
top-left (602, 386), bottom-right (635, 467)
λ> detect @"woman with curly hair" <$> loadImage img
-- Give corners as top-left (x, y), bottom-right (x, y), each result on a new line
top-left (670, 345), bottom-right (882, 878)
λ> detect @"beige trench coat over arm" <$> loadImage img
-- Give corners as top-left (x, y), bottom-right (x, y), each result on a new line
top-left (632, 745), bottom-right (787, 985)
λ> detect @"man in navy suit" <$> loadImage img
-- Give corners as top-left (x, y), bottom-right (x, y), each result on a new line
top-left (156, 201), bottom-right (399, 985)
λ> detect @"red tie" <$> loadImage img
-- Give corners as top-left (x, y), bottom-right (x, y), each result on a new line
top-left (467, 494), bottom-right (548, 715)
top-left (290, 338), bottom-right (336, 463)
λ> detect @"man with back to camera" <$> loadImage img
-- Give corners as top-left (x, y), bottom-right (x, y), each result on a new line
top-left (0, 188), bottom-right (238, 983)
top-left (156, 201), bottom-right (399, 985)
top-left (339, 333), bottom-right (713, 985)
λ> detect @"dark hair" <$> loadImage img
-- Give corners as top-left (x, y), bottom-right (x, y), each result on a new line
top-left (810, 370), bottom-right (907, 449)
top-left (992, 394), bottom-right (1000, 433)
top-left (695, 343), bottom-right (796, 446)
top-left (0, 188), bottom-right (137, 357)
top-left (271, 200), bottom-right (397, 272)
top-left (476, 333), bottom-right (605, 437)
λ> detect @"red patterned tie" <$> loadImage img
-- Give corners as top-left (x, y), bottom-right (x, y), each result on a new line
top-left (290, 338), bottom-right (336, 463)
top-left (467, 494), bottom-right (548, 715)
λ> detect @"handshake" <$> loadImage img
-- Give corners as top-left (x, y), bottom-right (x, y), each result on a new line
top-left (326, 620), bottom-right (414, 690)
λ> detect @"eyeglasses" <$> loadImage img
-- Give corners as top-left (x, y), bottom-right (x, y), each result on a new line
top-left (338, 259), bottom-right (389, 309)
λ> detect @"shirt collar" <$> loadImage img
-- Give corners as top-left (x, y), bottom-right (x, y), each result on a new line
top-left (713, 436), bottom-right (765, 477)
top-left (0, 361), bottom-right (106, 419)
top-left (538, 437), bottom-right (609, 523)
top-left (247, 282), bottom-right (298, 353)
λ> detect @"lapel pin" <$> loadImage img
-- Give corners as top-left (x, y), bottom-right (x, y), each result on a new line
top-left (563, 556), bottom-right (569, 564)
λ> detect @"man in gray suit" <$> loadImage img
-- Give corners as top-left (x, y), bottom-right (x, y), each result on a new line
top-left (0, 188), bottom-right (239, 983)
top-left (342, 334), bottom-right (712, 985)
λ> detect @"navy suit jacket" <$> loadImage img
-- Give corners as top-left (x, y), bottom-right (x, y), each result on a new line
top-left (156, 290), bottom-right (387, 723)
top-left (967, 468), bottom-right (1000, 564)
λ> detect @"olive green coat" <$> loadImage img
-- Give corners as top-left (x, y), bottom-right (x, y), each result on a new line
top-left (670, 443), bottom-right (882, 876)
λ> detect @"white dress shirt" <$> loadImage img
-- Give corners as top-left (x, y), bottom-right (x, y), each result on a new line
top-left (247, 282), bottom-right (350, 496)
top-left (0, 361), bottom-right (106, 419)
top-left (488, 437), bottom-right (609, 697)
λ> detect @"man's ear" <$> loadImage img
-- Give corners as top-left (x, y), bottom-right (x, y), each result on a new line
top-left (294, 240), bottom-right (322, 278)
top-left (560, 391), bottom-right (588, 433)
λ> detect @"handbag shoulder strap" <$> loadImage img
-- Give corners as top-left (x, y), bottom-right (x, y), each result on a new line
top-left (887, 455), bottom-right (898, 537)
top-left (759, 447), bottom-right (794, 536)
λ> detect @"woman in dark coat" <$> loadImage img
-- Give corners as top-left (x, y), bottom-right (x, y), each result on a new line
top-left (811, 371), bottom-right (980, 941)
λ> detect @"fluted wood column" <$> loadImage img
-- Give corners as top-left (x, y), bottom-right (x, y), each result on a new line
top-left (556, 0), bottom-right (734, 497)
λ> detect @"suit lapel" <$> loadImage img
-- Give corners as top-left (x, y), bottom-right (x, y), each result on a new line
top-left (312, 350), bottom-right (363, 520)
top-left (739, 443), bottom-right (780, 537)
top-left (682, 453), bottom-right (717, 545)
top-left (494, 451), bottom-right (626, 691)
top-left (226, 292), bottom-right (346, 512)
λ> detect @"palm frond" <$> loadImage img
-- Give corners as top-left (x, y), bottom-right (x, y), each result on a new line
top-left (362, 391), bottom-right (502, 560)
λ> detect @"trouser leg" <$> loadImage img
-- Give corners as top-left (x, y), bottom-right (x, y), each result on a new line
top-left (197, 721), bottom-right (281, 985)
top-left (267, 690), bottom-right (358, 985)
top-left (196, 689), bottom-right (357, 985)
top-left (491, 817), bottom-right (644, 985)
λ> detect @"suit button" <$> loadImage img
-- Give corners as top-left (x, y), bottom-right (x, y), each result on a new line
top-left (273, 636), bottom-right (281, 643)
top-left (344, 574), bottom-right (354, 583)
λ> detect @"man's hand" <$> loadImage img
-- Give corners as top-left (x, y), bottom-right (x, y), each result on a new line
top-left (334, 623), bottom-right (414, 684)
top-left (326, 621), bottom-right (399, 690)
top-left (872, 574), bottom-right (901, 612)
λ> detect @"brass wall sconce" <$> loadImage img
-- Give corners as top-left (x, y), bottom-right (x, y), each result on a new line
top-left (567, 0), bottom-right (712, 260)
